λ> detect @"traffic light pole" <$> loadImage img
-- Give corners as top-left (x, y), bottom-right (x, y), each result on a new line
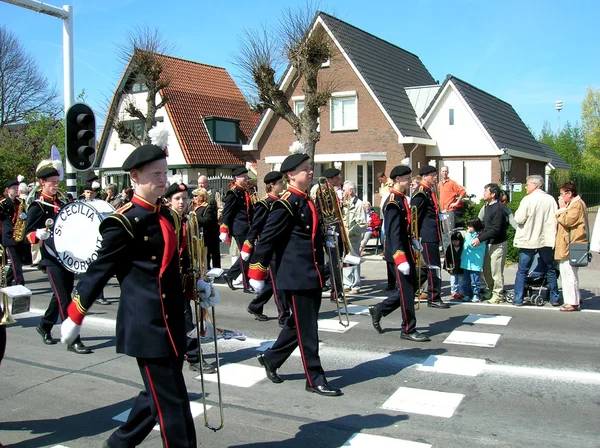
top-left (1, 0), bottom-right (77, 195)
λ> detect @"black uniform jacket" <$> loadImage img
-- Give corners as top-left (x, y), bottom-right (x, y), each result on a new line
top-left (24, 192), bottom-right (65, 266)
top-left (68, 194), bottom-right (187, 359)
top-left (0, 196), bottom-right (20, 247)
top-left (242, 193), bottom-right (278, 253)
top-left (220, 183), bottom-right (253, 238)
top-left (411, 183), bottom-right (441, 243)
top-left (248, 186), bottom-right (325, 291)
top-left (195, 197), bottom-right (219, 245)
top-left (384, 189), bottom-right (415, 267)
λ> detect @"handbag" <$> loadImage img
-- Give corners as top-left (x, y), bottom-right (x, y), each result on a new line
top-left (568, 206), bottom-right (592, 267)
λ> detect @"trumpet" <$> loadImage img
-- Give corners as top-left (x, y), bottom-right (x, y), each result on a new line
top-left (410, 206), bottom-right (424, 310)
top-left (186, 212), bottom-right (224, 432)
top-left (0, 244), bottom-right (16, 326)
top-left (314, 177), bottom-right (351, 327)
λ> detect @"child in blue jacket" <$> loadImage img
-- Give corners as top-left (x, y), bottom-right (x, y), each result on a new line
top-left (460, 218), bottom-right (486, 302)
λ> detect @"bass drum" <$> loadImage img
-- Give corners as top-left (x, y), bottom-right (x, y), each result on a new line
top-left (51, 200), bottom-right (115, 273)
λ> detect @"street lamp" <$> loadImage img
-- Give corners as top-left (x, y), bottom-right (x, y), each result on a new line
top-left (499, 149), bottom-right (513, 186)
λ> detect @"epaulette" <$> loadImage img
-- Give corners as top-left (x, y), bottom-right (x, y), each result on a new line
top-left (276, 190), bottom-right (294, 215)
top-left (101, 214), bottom-right (134, 238)
top-left (115, 202), bottom-right (133, 214)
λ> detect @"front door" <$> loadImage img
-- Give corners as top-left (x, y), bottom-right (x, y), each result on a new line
top-left (344, 161), bottom-right (374, 206)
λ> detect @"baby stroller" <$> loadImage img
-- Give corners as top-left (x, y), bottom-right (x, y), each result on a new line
top-left (506, 252), bottom-right (559, 306)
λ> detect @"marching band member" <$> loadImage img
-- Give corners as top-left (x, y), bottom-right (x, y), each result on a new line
top-left (24, 161), bottom-right (91, 353)
top-left (249, 153), bottom-right (342, 397)
top-left (0, 179), bottom-right (25, 286)
top-left (197, 175), bottom-right (221, 269)
top-left (369, 166), bottom-right (430, 341)
top-left (60, 145), bottom-right (219, 447)
top-left (241, 171), bottom-right (289, 325)
top-left (220, 166), bottom-right (253, 291)
top-left (411, 166), bottom-right (450, 308)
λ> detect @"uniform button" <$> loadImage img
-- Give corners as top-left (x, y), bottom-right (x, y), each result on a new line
top-left (151, 255), bottom-right (157, 260)
top-left (165, 314), bottom-right (168, 319)
top-left (134, 217), bottom-right (139, 222)
top-left (162, 294), bottom-right (166, 298)
top-left (306, 225), bottom-right (310, 229)
top-left (144, 236), bottom-right (149, 241)
top-left (301, 213), bottom-right (305, 217)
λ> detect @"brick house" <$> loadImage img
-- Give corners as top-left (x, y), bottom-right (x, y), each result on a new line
top-left (244, 12), bottom-right (567, 203)
top-left (96, 53), bottom-right (259, 189)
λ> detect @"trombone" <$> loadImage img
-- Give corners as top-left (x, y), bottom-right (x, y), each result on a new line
top-left (186, 212), bottom-right (224, 432)
top-left (410, 206), bottom-right (424, 310)
top-left (1, 244), bottom-right (16, 326)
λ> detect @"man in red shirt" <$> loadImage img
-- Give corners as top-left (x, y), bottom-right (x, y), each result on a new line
top-left (438, 166), bottom-right (466, 231)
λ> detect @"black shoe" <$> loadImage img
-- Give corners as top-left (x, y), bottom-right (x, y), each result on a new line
top-left (257, 354), bottom-right (283, 383)
top-left (400, 331), bottom-right (431, 342)
top-left (96, 298), bottom-right (110, 305)
top-left (36, 325), bottom-right (55, 345)
top-left (305, 383), bottom-right (343, 397)
top-left (428, 301), bottom-right (450, 309)
top-left (67, 338), bottom-right (92, 354)
top-left (368, 305), bottom-right (382, 334)
top-left (247, 307), bottom-right (268, 321)
top-left (225, 275), bottom-right (236, 290)
top-left (189, 360), bottom-right (216, 374)
top-left (385, 285), bottom-right (395, 291)
top-left (243, 287), bottom-right (256, 294)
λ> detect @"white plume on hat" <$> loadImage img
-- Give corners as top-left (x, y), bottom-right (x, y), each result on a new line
top-left (17, 174), bottom-right (24, 183)
top-left (168, 173), bottom-right (183, 186)
top-left (400, 157), bottom-right (410, 166)
top-left (288, 141), bottom-right (306, 155)
top-left (36, 159), bottom-right (62, 173)
top-left (148, 123), bottom-right (169, 150)
top-left (91, 181), bottom-right (101, 190)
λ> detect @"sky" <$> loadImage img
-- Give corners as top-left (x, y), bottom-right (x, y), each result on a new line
top-left (1, 0), bottom-right (598, 137)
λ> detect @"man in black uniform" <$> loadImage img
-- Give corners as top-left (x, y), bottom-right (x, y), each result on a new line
top-left (61, 145), bottom-right (219, 448)
top-left (220, 166), bottom-right (253, 291)
top-left (411, 166), bottom-right (449, 308)
top-left (369, 166), bottom-right (430, 341)
top-left (197, 175), bottom-right (221, 269)
top-left (0, 179), bottom-right (25, 286)
top-left (24, 162), bottom-right (91, 353)
top-left (241, 171), bottom-right (289, 325)
top-left (249, 154), bottom-right (342, 397)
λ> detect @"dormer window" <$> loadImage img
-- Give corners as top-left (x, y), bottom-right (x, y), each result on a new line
top-left (127, 74), bottom-right (148, 94)
top-left (204, 117), bottom-right (240, 144)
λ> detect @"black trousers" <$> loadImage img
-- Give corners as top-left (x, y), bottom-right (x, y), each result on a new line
top-left (264, 288), bottom-right (326, 388)
top-left (377, 266), bottom-right (417, 334)
top-left (108, 357), bottom-right (196, 448)
top-left (183, 300), bottom-right (199, 364)
top-left (0, 304), bottom-right (6, 366)
top-left (386, 261), bottom-right (396, 288)
top-left (421, 242), bottom-right (442, 303)
top-left (226, 235), bottom-right (249, 288)
top-left (5, 245), bottom-right (24, 286)
top-left (207, 240), bottom-right (221, 269)
top-left (324, 247), bottom-right (344, 298)
top-left (40, 264), bottom-right (74, 331)
top-left (248, 261), bottom-right (290, 324)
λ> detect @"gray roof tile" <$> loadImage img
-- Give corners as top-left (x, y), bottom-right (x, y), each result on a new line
top-left (539, 142), bottom-right (570, 170)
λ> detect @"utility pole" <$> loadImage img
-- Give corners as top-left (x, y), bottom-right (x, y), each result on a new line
top-left (1, 0), bottom-right (77, 195)
top-left (556, 100), bottom-right (563, 134)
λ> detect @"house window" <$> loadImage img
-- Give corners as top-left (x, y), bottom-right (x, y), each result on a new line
top-left (204, 117), bottom-right (240, 144)
top-left (449, 108), bottom-right (455, 126)
top-left (122, 116), bottom-right (163, 142)
top-left (331, 92), bottom-right (357, 131)
top-left (128, 75), bottom-right (148, 94)
top-left (294, 100), bottom-right (305, 117)
top-left (367, 161), bottom-right (373, 204)
top-left (321, 57), bottom-right (331, 68)
top-left (526, 162), bottom-right (530, 178)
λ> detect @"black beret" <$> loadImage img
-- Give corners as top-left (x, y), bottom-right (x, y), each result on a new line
top-left (280, 153), bottom-right (310, 173)
top-left (263, 171), bottom-right (282, 184)
top-left (83, 183), bottom-right (99, 192)
top-left (389, 165), bottom-right (412, 179)
top-left (322, 168), bottom-right (340, 179)
top-left (419, 165), bottom-right (437, 176)
top-left (122, 144), bottom-right (167, 171)
top-left (86, 172), bottom-right (99, 182)
top-left (232, 166), bottom-right (248, 177)
top-left (3, 179), bottom-right (19, 189)
top-left (37, 167), bottom-right (60, 179)
top-left (164, 182), bottom-right (188, 198)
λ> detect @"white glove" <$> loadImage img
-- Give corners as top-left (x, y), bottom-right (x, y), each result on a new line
top-left (197, 279), bottom-right (219, 308)
top-left (411, 238), bottom-right (423, 252)
top-left (219, 232), bottom-right (228, 243)
top-left (249, 278), bottom-right (265, 294)
top-left (36, 228), bottom-right (50, 241)
top-left (398, 262), bottom-right (410, 275)
top-left (61, 317), bottom-right (81, 345)
top-left (240, 251), bottom-right (250, 261)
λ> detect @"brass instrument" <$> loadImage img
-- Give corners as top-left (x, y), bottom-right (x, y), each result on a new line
top-left (186, 212), bottom-right (224, 432)
top-left (314, 177), bottom-right (351, 327)
top-left (410, 206), bottom-right (423, 310)
top-left (1, 244), bottom-right (16, 325)
top-left (12, 198), bottom-right (27, 243)
top-left (249, 187), bottom-right (259, 205)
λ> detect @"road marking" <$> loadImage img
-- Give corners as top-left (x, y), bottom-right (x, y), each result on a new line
top-left (463, 314), bottom-right (512, 326)
top-left (341, 305), bottom-right (370, 315)
top-left (113, 400), bottom-right (209, 431)
top-left (381, 387), bottom-right (464, 418)
top-left (443, 329), bottom-right (501, 348)
top-left (198, 363), bottom-right (265, 387)
top-left (418, 354), bottom-right (486, 377)
top-left (484, 364), bottom-right (600, 384)
top-left (341, 433), bottom-right (431, 447)
top-left (318, 318), bottom-right (359, 333)
top-left (256, 340), bottom-right (323, 356)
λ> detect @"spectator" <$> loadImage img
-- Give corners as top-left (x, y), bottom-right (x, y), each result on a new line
top-left (105, 184), bottom-right (123, 209)
top-left (197, 175), bottom-right (221, 268)
top-left (438, 166), bottom-right (466, 230)
top-left (512, 175), bottom-right (560, 307)
top-left (342, 180), bottom-right (366, 294)
top-left (360, 201), bottom-right (381, 255)
top-left (478, 190), bottom-right (517, 230)
top-left (473, 183), bottom-right (508, 304)
top-left (121, 186), bottom-right (133, 203)
top-left (444, 231), bottom-right (464, 299)
top-left (410, 176), bottom-right (421, 197)
top-left (460, 218), bottom-right (486, 302)
top-left (555, 181), bottom-right (587, 312)
top-left (377, 171), bottom-right (392, 210)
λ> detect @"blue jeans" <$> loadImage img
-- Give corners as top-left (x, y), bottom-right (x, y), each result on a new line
top-left (513, 247), bottom-right (560, 304)
top-left (450, 274), bottom-right (463, 294)
top-left (461, 270), bottom-right (481, 300)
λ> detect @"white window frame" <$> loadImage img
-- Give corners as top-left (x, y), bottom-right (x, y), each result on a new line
top-left (330, 91), bottom-right (358, 132)
top-left (292, 95), bottom-right (305, 117)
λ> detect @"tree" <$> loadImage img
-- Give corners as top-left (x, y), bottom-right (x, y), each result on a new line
top-left (110, 25), bottom-right (174, 147)
top-left (538, 120), bottom-right (584, 172)
top-left (581, 86), bottom-right (600, 169)
top-left (234, 4), bottom-right (335, 161)
top-left (0, 26), bottom-right (60, 128)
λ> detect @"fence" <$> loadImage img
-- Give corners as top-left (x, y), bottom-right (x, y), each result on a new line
top-left (548, 173), bottom-right (600, 211)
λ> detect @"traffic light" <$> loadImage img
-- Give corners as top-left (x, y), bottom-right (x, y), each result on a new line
top-left (65, 103), bottom-right (96, 171)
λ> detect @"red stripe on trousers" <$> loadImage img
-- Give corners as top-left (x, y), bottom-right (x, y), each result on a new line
top-left (291, 293), bottom-right (312, 387)
top-left (47, 269), bottom-right (65, 321)
top-left (144, 361), bottom-right (169, 448)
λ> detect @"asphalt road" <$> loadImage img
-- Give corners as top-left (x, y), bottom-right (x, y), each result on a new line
top-left (1, 265), bottom-right (599, 448)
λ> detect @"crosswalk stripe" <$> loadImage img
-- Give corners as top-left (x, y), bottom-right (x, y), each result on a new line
top-left (318, 318), bottom-right (359, 333)
top-left (198, 363), bottom-right (265, 387)
top-left (463, 314), bottom-right (512, 326)
top-left (443, 329), bottom-right (501, 348)
top-left (381, 387), bottom-right (464, 418)
top-left (113, 401), bottom-right (210, 431)
top-left (418, 354), bottom-right (486, 377)
top-left (341, 433), bottom-right (432, 447)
